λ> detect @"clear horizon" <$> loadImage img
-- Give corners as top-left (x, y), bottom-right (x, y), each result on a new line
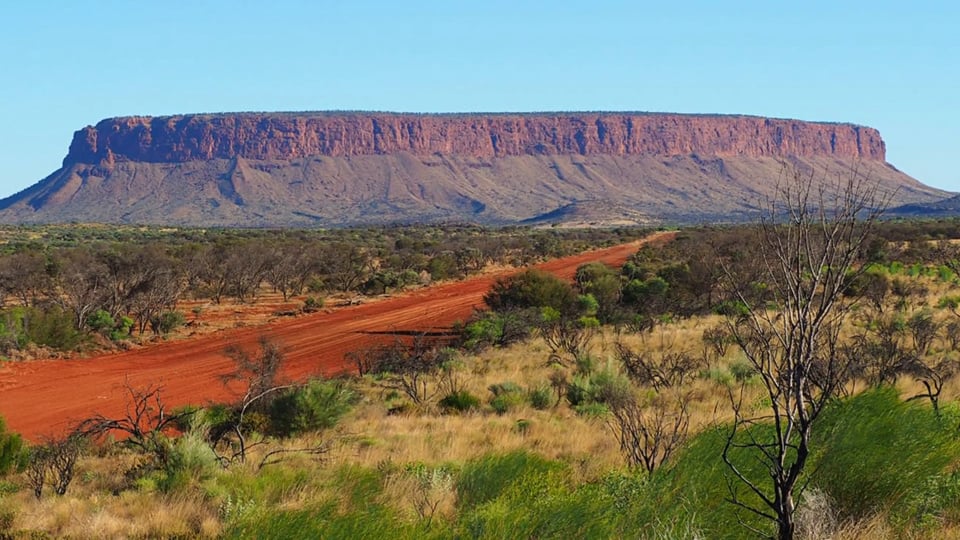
top-left (1, 1), bottom-right (957, 198)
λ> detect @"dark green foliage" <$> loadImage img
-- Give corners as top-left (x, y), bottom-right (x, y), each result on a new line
top-left (728, 359), bottom-right (756, 382)
top-left (622, 276), bottom-right (668, 305)
top-left (484, 270), bottom-right (579, 316)
top-left (0, 417), bottom-right (27, 476)
top-left (487, 382), bottom-right (523, 415)
top-left (713, 300), bottom-right (750, 318)
top-left (0, 305), bottom-right (85, 352)
top-left (302, 296), bottom-right (324, 313)
top-left (268, 379), bottom-right (357, 437)
top-left (460, 309), bottom-right (535, 350)
top-left (152, 310), bottom-right (185, 335)
top-left (86, 309), bottom-right (134, 341)
top-left (574, 262), bottom-right (622, 323)
top-left (564, 378), bottom-right (590, 407)
top-left (438, 390), bottom-right (481, 413)
top-left (812, 388), bottom-right (960, 524)
top-left (527, 386), bottom-right (552, 410)
top-left (85, 309), bottom-right (114, 334)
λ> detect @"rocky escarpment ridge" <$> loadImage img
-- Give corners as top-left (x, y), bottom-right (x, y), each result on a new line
top-left (0, 112), bottom-right (947, 227)
top-left (65, 112), bottom-right (885, 165)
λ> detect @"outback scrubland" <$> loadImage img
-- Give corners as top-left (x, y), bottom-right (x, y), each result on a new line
top-left (3, 179), bottom-right (960, 538)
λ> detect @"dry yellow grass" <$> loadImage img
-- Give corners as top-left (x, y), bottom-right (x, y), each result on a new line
top-left (5, 266), bottom-right (960, 537)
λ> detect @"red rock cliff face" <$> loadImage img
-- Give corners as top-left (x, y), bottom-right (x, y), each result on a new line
top-left (65, 112), bottom-right (886, 165)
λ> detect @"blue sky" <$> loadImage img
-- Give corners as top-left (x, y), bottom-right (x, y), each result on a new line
top-left (1, 1), bottom-right (957, 198)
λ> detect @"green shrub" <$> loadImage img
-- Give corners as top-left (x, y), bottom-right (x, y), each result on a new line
top-left (269, 379), bottom-right (356, 437)
top-left (153, 311), bottom-right (185, 335)
top-left (0, 417), bottom-right (26, 476)
top-left (728, 360), bottom-right (756, 382)
top-left (565, 378), bottom-right (590, 407)
top-left (438, 390), bottom-right (481, 413)
top-left (488, 381), bottom-right (522, 396)
top-left (0, 305), bottom-right (85, 351)
top-left (701, 366), bottom-right (733, 386)
top-left (527, 386), bottom-right (552, 410)
top-left (302, 296), bottom-right (324, 313)
top-left (86, 309), bottom-right (115, 334)
top-left (490, 393), bottom-right (524, 416)
top-left (484, 270), bottom-right (579, 316)
top-left (110, 315), bottom-right (134, 340)
top-left (157, 431), bottom-right (220, 493)
top-left (573, 402), bottom-right (609, 418)
top-left (713, 300), bottom-right (750, 318)
top-left (460, 310), bottom-right (534, 350)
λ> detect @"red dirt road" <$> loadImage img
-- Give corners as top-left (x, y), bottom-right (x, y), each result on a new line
top-left (0, 233), bottom-right (672, 441)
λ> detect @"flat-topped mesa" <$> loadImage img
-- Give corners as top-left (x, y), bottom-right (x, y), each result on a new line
top-left (64, 112), bottom-right (886, 166)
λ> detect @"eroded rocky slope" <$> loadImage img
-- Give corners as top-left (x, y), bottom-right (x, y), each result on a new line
top-left (0, 112), bottom-right (947, 226)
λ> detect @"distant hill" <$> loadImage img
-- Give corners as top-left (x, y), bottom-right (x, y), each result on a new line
top-left (888, 193), bottom-right (960, 218)
top-left (0, 112), bottom-right (949, 226)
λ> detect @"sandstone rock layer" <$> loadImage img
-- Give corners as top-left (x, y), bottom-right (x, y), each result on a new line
top-left (0, 112), bottom-right (948, 227)
top-left (65, 112), bottom-right (885, 165)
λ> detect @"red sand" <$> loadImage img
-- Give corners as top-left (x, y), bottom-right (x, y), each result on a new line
top-left (0, 233), bottom-right (672, 441)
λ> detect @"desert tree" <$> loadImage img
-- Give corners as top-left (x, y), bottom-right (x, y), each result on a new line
top-left (320, 241), bottom-right (373, 293)
top-left (719, 166), bottom-right (891, 539)
top-left (265, 241), bottom-right (312, 301)
top-left (538, 307), bottom-right (598, 370)
top-left (350, 335), bottom-right (451, 406)
top-left (615, 341), bottom-right (702, 391)
top-left (0, 251), bottom-right (55, 307)
top-left (604, 386), bottom-right (690, 475)
top-left (26, 433), bottom-right (87, 498)
top-left (214, 337), bottom-right (296, 464)
top-left (75, 381), bottom-right (192, 469)
top-left (606, 332), bottom-right (697, 474)
top-left (125, 253), bottom-right (186, 335)
top-left (55, 248), bottom-right (109, 329)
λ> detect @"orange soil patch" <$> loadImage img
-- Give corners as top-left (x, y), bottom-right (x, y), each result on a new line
top-left (0, 233), bottom-right (674, 441)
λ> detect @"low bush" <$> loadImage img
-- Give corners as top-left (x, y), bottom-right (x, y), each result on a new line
top-left (302, 296), bottom-right (324, 313)
top-left (152, 310), bottom-right (185, 335)
top-left (268, 379), bottom-right (357, 437)
top-left (527, 386), bottom-right (552, 410)
top-left (0, 417), bottom-right (26, 476)
top-left (438, 391), bottom-right (481, 413)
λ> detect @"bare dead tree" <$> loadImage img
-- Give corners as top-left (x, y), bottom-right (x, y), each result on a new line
top-left (615, 341), bottom-right (701, 391)
top-left (538, 314), bottom-right (597, 369)
top-left (848, 313), bottom-right (914, 388)
top-left (256, 442), bottom-right (331, 471)
top-left (217, 337), bottom-right (295, 464)
top-left (702, 324), bottom-right (734, 362)
top-left (354, 335), bottom-right (450, 406)
top-left (26, 434), bottom-right (86, 498)
top-left (26, 446), bottom-right (49, 499)
top-left (719, 166), bottom-right (890, 540)
top-left (75, 382), bottom-right (191, 474)
top-left (603, 386), bottom-right (690, 475)
top-left (904, 355), bottom-right (958, 417)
